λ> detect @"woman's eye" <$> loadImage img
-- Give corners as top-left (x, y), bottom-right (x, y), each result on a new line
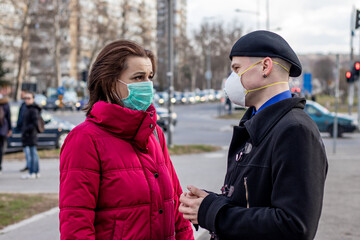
top-left (134, 76), bottom-right (143, 80)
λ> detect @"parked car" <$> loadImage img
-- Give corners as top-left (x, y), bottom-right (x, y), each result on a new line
top-left (76, 96), bottom-right (89, 111)
top-left (6, 104), bottom-right (75, 152)
top-left (44, 94), bottom-right (59, 111)
top-left (157, 92), bottom-right (169, 105)
top-left (154, 103), bottom-right (177, 132)
top-left (304, 100), bottom-right (358, 137)
top-left (34, 94), bottom-right (47, 108)
top-left (62, 90), bottom-right (79, 111)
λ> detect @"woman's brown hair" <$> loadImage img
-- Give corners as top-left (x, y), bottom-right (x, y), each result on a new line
top-left (84, 40), bottom-right (156, 116)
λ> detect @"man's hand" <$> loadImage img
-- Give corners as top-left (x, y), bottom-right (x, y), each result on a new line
top-left (179, 185), bottom-right (209, 224)
top-left (7, 130), bottom-right (12, 137)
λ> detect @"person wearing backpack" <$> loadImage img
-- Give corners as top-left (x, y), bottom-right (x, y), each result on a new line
top-left (21, 92), bottom-right (41, 179)
top-left (0, 80), bottom-right (12, 175)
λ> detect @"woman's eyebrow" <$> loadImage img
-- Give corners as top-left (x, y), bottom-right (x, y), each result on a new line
top-left (131, 71), bottom-right (153, 76)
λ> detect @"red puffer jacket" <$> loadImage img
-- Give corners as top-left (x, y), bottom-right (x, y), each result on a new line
top-left (59, 101), bottom-right (194, 240)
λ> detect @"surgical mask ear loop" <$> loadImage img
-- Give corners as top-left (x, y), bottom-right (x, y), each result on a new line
top-left (117, 80), bottom-right (130, 99)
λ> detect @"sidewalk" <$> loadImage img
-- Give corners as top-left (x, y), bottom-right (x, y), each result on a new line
top-left (0, 150), bottom-right (228, 240)
top-left (0, 158), bottom-right (59, 193)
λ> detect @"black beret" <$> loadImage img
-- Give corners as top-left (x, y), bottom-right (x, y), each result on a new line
top-left (229, 30), bottom-right (302, 77)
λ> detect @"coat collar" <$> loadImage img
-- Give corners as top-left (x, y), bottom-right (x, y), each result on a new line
top-left (86, 101), bottom-right (157, 150)
top-left (239, 97), bottom-right (306, 146)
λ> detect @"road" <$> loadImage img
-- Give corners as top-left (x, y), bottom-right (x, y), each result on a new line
top-left (52, 102), bottom-right (239, 147)
top-left (1, 102), bottom-right (359, 239)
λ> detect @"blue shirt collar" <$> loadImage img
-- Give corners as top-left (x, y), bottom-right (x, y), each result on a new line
top-left (252, 90), bottom-right (292, 117)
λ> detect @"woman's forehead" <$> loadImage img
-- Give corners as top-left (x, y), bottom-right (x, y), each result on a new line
top-left (126, 56), bottom-right (152, 72)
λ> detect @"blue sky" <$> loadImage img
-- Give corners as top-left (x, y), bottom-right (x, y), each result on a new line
top-left (187, 0), bottom-right (360, 54)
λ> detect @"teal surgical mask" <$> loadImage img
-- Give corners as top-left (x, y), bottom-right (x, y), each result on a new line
top-left (118, 80), bottom-right (154, 111)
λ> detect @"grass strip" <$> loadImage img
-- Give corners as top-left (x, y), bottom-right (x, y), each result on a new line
top-left (217, 110), bottom-right (246, 120)
top-left (4, 149), bottom-right (61, 160)
top-left (5, 144), bottom-right (222, 160)
top-left (168, 144), bottom-right (221, 155)
top-left (0, 193), bottom-right (58, 230)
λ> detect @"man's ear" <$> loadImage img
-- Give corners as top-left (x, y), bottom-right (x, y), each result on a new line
top-left (262, 57), bottom-right (273, 77)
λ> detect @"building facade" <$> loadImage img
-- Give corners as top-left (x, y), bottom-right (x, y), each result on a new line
top-left (0, 0), bottom-right (157, 95)
top-left (156, 0), bottom-right (187, 91)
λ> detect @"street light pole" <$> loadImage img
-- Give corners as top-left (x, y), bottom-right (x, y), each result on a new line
top-left (349, 6), bottom-right (355, 115)
top-left (333, 54), bottom-right (339, 154)
top-left (205, 40), bottom-right (212, 89)
top-left (358, 32), bottom-right (360, 127)
top-left (167, 0), bottom-right (174, 147)
top-left (266, 0), bottom-right (270, 30)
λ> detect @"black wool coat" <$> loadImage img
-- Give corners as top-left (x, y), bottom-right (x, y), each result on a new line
top-left (198, 97), bottom-right (328, 240)
top-left (22, 104), bottom-right (41, 146)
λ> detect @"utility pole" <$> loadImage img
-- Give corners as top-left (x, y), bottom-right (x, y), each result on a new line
top-left (167, 0), bottom-right (174, 147)
top-left (355, 8), bottom-right (360, 127)
top-left (266, 0), bottom-right (269, 30)
top-left (333, 54), bottom-right (339, 154)
top-left (205, 40), bottom-right (212, 90)
top-left (358, 34), bottom-right (360, 127)
top-left (349, 6), bottom-right (355, 115)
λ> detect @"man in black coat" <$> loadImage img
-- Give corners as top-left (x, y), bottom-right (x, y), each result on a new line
top-left (179, 31), bottom-right (328, 240)
top-left (21, 92), bottom-right (41, 179)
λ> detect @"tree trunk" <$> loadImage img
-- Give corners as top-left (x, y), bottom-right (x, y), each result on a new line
top-left (53, 0), bottom-right (62, 87)
top-left (15, 0), bottom-right (31, 101)
top-left (69, 0), bottom-right (79, 82)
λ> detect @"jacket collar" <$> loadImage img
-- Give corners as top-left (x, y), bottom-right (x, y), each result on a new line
top-left (86, 101), bottom-right (157, 150)
top-left (240, 96), bottom-right (306, 146)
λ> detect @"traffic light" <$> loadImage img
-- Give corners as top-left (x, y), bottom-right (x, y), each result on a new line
top-left (346, 71), bottom-right (354, 83)
top-left (356, 9), bottom-right (360, 29)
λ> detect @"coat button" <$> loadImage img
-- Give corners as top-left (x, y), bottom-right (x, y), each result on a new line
top-left (150, 112), bottom-right (154, 117)
top-left (159, 209), bottom-right (163, 214)
top-left (150, 123), bottom-right (153, 129)
top-left (154, 173), bottom-right (159, 178)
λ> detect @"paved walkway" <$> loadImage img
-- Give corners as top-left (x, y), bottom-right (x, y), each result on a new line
top-left (0, 150), bottom-right (228, 240)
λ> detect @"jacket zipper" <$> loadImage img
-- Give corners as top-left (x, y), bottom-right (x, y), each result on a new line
top-left (244, 177), bottom-right (249, 208)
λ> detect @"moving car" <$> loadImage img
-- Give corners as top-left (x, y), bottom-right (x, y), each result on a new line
top-left (304, 100), bottom-right (358, 137)
top-left (6, 104), bottom-right (75, 152)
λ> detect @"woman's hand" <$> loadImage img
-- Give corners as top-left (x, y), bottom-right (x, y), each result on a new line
top-left (179, 185), bottom-right (208, 224)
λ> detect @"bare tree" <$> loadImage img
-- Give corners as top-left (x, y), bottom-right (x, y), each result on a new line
top-left (0, 0), bottom-right (32, 100)
top-left (312, 57), bottom-right (335, 94)
top-left (79, 0), bottom-right (124, 72)
top-left (192, 19), bottom-right (243, 90)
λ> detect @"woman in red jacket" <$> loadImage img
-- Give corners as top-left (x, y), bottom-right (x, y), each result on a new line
top-left (59, 40), bottom-right (194, 240)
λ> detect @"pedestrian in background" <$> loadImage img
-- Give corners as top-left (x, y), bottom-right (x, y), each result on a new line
top-left (59, 40), bottom-right (194, 239)
top-left (16, 90), bottom-right (29, 172)
top-left (179, 30), bottom-right (328, 240)
top-left (225, 96), bottom-right (232, 115)
top-left (21, 92), bottom-right (41, 179)
top-left (0, 80), bottom-right (12, 174)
